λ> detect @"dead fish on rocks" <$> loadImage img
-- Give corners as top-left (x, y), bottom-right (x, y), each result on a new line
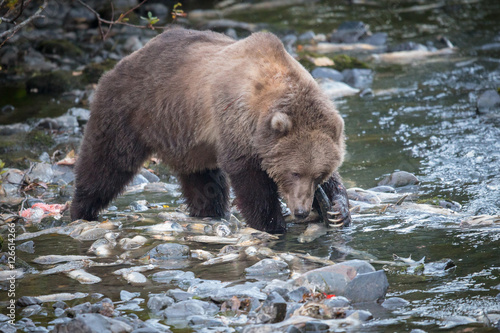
top-left (185, 235), bottom-right (239, 244)
top-left (370, 47), bottom-right (456, 64)
top-left (201, 253), bottom-right (240, 266)
top-left (460, 215), bottom-right (500, 228)
top-left (298, 223), bottom-right (329, 243)
top-left (119, 235), bottom-right (148, 250)
top-left (34, 292), bottom-right (88, 303)
top-left (141, 221), bottom-right (183, 233)
top-left (33, 255), bottom-right (94, 265)
top-left (113, 264), bottom-right (157, 276)
top-left (16, 220), bottom-right (121, 241)
top-left (122, 271), bottom-right (148, 285)
top-left (0, 269), bottom-right (25, 281)
top-left (40, 261), bottom-right (91, 275)
top-left (183, 222), bottom-right (214, 234)
top-left (66, 269), bottom-right (102, 284)
top-left (88, 232), bottom-right (119, 257)
top-left (191, 249), bottom-right (215, 261)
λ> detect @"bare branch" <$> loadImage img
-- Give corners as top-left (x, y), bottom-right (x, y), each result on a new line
top-left (0, 0), bottom-right (48, 47)
top-left (75, 0), bottom-right (162, 40)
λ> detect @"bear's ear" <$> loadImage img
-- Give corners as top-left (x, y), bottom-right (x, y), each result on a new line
top-left (270, 112), bottom-right (292, 135)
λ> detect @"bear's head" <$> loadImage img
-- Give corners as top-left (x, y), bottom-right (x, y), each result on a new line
top-left (256, 90), bottom-right (345, 219)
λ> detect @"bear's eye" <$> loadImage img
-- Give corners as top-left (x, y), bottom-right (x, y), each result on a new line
top-left (291, 172), bottom-right (301, 179)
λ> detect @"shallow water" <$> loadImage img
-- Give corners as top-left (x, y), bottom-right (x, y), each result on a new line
top-left (2, 0), bottom-right (500, 331)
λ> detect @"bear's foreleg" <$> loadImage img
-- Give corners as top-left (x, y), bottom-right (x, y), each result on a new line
top-left (314, 172), bottom-right (351, 227)
top-left (179, 169), bottom-right (230, 218)
top-left (228, 162), bottom-right (286, 234)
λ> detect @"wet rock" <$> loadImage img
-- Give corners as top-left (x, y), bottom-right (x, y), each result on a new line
top-left (139, 168), bottom-right (160, 183)
top-left (211, 282), bottom-right (268, 302)
top-left (20, 304), bottom-right (44, 317)
top-left (311, 67), bottom-right (344, 81)
top-left (368, 185), bottom-right (396, 193)
top-left (148, 243), bottom-right (190, 260)
top-left (346, 309), bottom-right (373, 322)
top-left (286, 286), bottom-right (311, 302)
top-left (359, 88), bottom-right (374, 98)
top-left (245, 259), bottom-right (290, 280)
top-left (53, 301), bottom-right (68, 309)
top-left (152, 270), bottom-right (195, 284)
top-left (63, 7), bottom-right (96, 29)
top-left (163, 299), bottom-right (219, 319)
top-left (0, 123), bottom-right (30, 135)
top-left (52, 164), bottom-right (75, 184)
top-left (123, 36), bottom-right (143, 53)
top-left (37, 115), bottom-right (79, 129)
top-left (324, 296), bottom-right (350, 308)
top-left (23, 48), bottom-right (56, 71)
top-left (290, 260), bottom-right (376, 296)
top-left (440, 315), bottom-right (477, 329)
top-left (144, 182), bottom-right (175, 193)
top-left (317, 77), bottom-right (360, 98)
top-left (16, 240), bottom-right (35, 253)
top-left (378, 171), bottom-right (419, 188)
top-left (188, 315), bottom-right (226, 328)
top-left (344, 270), bottom-right (389, 303)
top-left (115, 298), bottom-right (144, 312)
top-left (388, 41), bottom-right (428, 52)
top-left (52, 313), bottom-right (133, 332)
top-left (0, 168), bottom-right (24, 197)
top-left (439, 200), bottom-right (462, 212)
top-left (16, 296), bottom-right (43, 307)
top-left (166, 288), bottom-right (195, 302)
top-left (66, 107), bottom-right (91, 123)
top-left (342, 69), bottom-right (373, 89)
top-left (476, 89), bottom-right (500, 115)
top-left (188, 280), bottom-right (228, 298)
top-left (120, 290), bottom-right (140, 302)
top-left (361, 32), bottom-right (388, 46)
top-left (381, 297), bottom-right (410, 310)
top-left (148, 295), bottom-right (174, 314)
top-left (129, 175), bottom-right (149, 187)
top-left (0, 45), bottom-right (19, 67)
top-left (330, 21), bottom-right (369, 43)
top-left (298, 30), bottom-right (316, 42)
top-left (27, 162), bottom-right (53, 183)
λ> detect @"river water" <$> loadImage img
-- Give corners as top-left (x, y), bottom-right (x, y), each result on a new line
top-left (1, 0), bottom-right (500, 332)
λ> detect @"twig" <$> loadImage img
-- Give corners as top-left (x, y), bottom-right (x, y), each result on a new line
top-left (0, 0), bottom-right (48, 47)
top-left (76, 0), bottom-right (160, 40)
top-left (11, 0), bottom-right (32, 24)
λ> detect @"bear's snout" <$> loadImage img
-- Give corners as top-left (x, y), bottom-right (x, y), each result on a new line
top-left (294, 207), bottom-right (310, 219)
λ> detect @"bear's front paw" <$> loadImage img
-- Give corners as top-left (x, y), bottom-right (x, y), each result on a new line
top-left (314, 184), bottom-right (351, 228)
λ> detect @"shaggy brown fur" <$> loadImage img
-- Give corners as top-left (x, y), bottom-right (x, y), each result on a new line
top-left (71, 28), bottom-right (350, 233)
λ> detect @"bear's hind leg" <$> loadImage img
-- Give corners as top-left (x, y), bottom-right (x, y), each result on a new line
top-left (71, 131), bottom-right (151, 221)
top-left (179, 169), bottom-right (229, 218)
top-left (228, 163), bottom-right (286, 234)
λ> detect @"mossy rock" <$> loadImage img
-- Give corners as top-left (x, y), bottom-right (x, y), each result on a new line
top-left (37, 39), bottom-right (83, 57)
top-left (25, 130), bottom-right (55, 148)
top-left (82, 59), bottom-right (117, 84)
top-left (26, 71), bottom-right (82, 94)
top-left (298, 51), bottom-right (370, 72)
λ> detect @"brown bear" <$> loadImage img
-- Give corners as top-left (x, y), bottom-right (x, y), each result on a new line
top-left (70, 28), bottom-right (351, 233)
